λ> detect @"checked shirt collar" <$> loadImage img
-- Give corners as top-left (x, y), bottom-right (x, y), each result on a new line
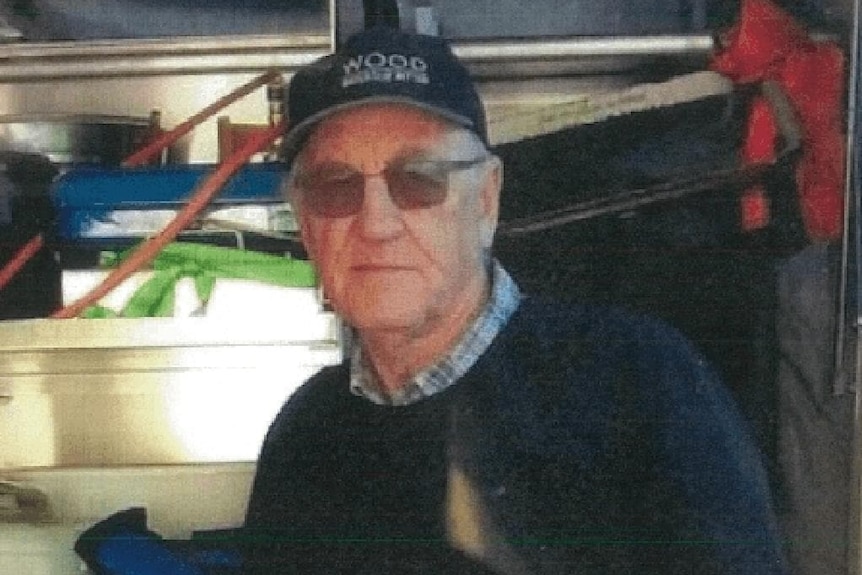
top-left (348, 260), bottom-right (522, 406)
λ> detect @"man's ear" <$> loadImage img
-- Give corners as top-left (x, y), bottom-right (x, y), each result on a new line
top-left (479, 155), bottom-right (502, 249)
top-left (288, 198), bottom-right (317, 263)
top-left (296, 210), bottom-right (319, 261)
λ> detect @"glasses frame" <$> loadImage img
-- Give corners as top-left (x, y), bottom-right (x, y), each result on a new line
top-left (292, 155), bottom-right (491, 218)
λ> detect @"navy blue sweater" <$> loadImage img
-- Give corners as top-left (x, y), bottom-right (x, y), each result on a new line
top-left (244, 297), bottom-right (787, 574)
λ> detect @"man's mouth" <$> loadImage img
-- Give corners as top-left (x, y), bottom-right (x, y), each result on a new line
top-left (351, 263), bottom-right (413, 271)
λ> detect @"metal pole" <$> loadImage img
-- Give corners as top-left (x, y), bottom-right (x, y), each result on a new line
top-left (835, 0), bottom-right (862, 397)
top-left (846, 0), bottom-right (862, 571)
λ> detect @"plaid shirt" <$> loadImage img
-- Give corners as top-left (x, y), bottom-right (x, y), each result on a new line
top-left (349, 261), bottom-right (522, 406)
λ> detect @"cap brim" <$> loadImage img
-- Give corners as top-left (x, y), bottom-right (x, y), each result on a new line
top-left (282, 95), bottom-right (476, 165)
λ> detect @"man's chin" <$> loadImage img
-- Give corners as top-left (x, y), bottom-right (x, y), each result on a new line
top-left (346, 303), bottom-right (437, 338)
top-left (350, 312), bottom-right (423, 334)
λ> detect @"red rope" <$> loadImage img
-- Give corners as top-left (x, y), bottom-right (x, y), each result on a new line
top-left (0, 234), bottom-right (45, 292)
top-left (122, 70), bottom-right (280, 168)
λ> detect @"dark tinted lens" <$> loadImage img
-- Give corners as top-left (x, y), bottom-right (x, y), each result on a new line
top-left (385, 164), bottom-right (449, 209)
top-left (298, 168), bottom-right (364, 217)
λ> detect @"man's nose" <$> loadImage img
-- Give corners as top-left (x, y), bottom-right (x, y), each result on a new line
top-left (356, 174), bottom-right (405, 239)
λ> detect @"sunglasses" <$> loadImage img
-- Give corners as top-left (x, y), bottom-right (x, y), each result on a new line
top-left (293, 156), bottom-right (490, 218)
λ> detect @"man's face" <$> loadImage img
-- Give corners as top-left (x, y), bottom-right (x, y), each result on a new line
top-left (291, 103), bottom-right (500, 337)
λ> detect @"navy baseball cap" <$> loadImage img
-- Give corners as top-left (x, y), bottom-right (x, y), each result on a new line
top-left (283, 27), bottom-right (488, 162)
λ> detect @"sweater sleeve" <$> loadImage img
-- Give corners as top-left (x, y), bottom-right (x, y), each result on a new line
top-left (640, 320), bottom-right (789, 574)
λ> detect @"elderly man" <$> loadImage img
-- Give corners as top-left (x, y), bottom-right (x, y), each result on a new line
top-left (243, 27), bottom-right (787, 575)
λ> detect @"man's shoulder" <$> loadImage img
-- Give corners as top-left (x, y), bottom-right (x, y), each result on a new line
top-left (510, 295), bottom-right (700, 359)
top-left (263, 362), bottom-right (350, 439)
top-left (298, 361), bottom-right (350, 397)
top-left (492, 295), bottom-right (721, 413)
